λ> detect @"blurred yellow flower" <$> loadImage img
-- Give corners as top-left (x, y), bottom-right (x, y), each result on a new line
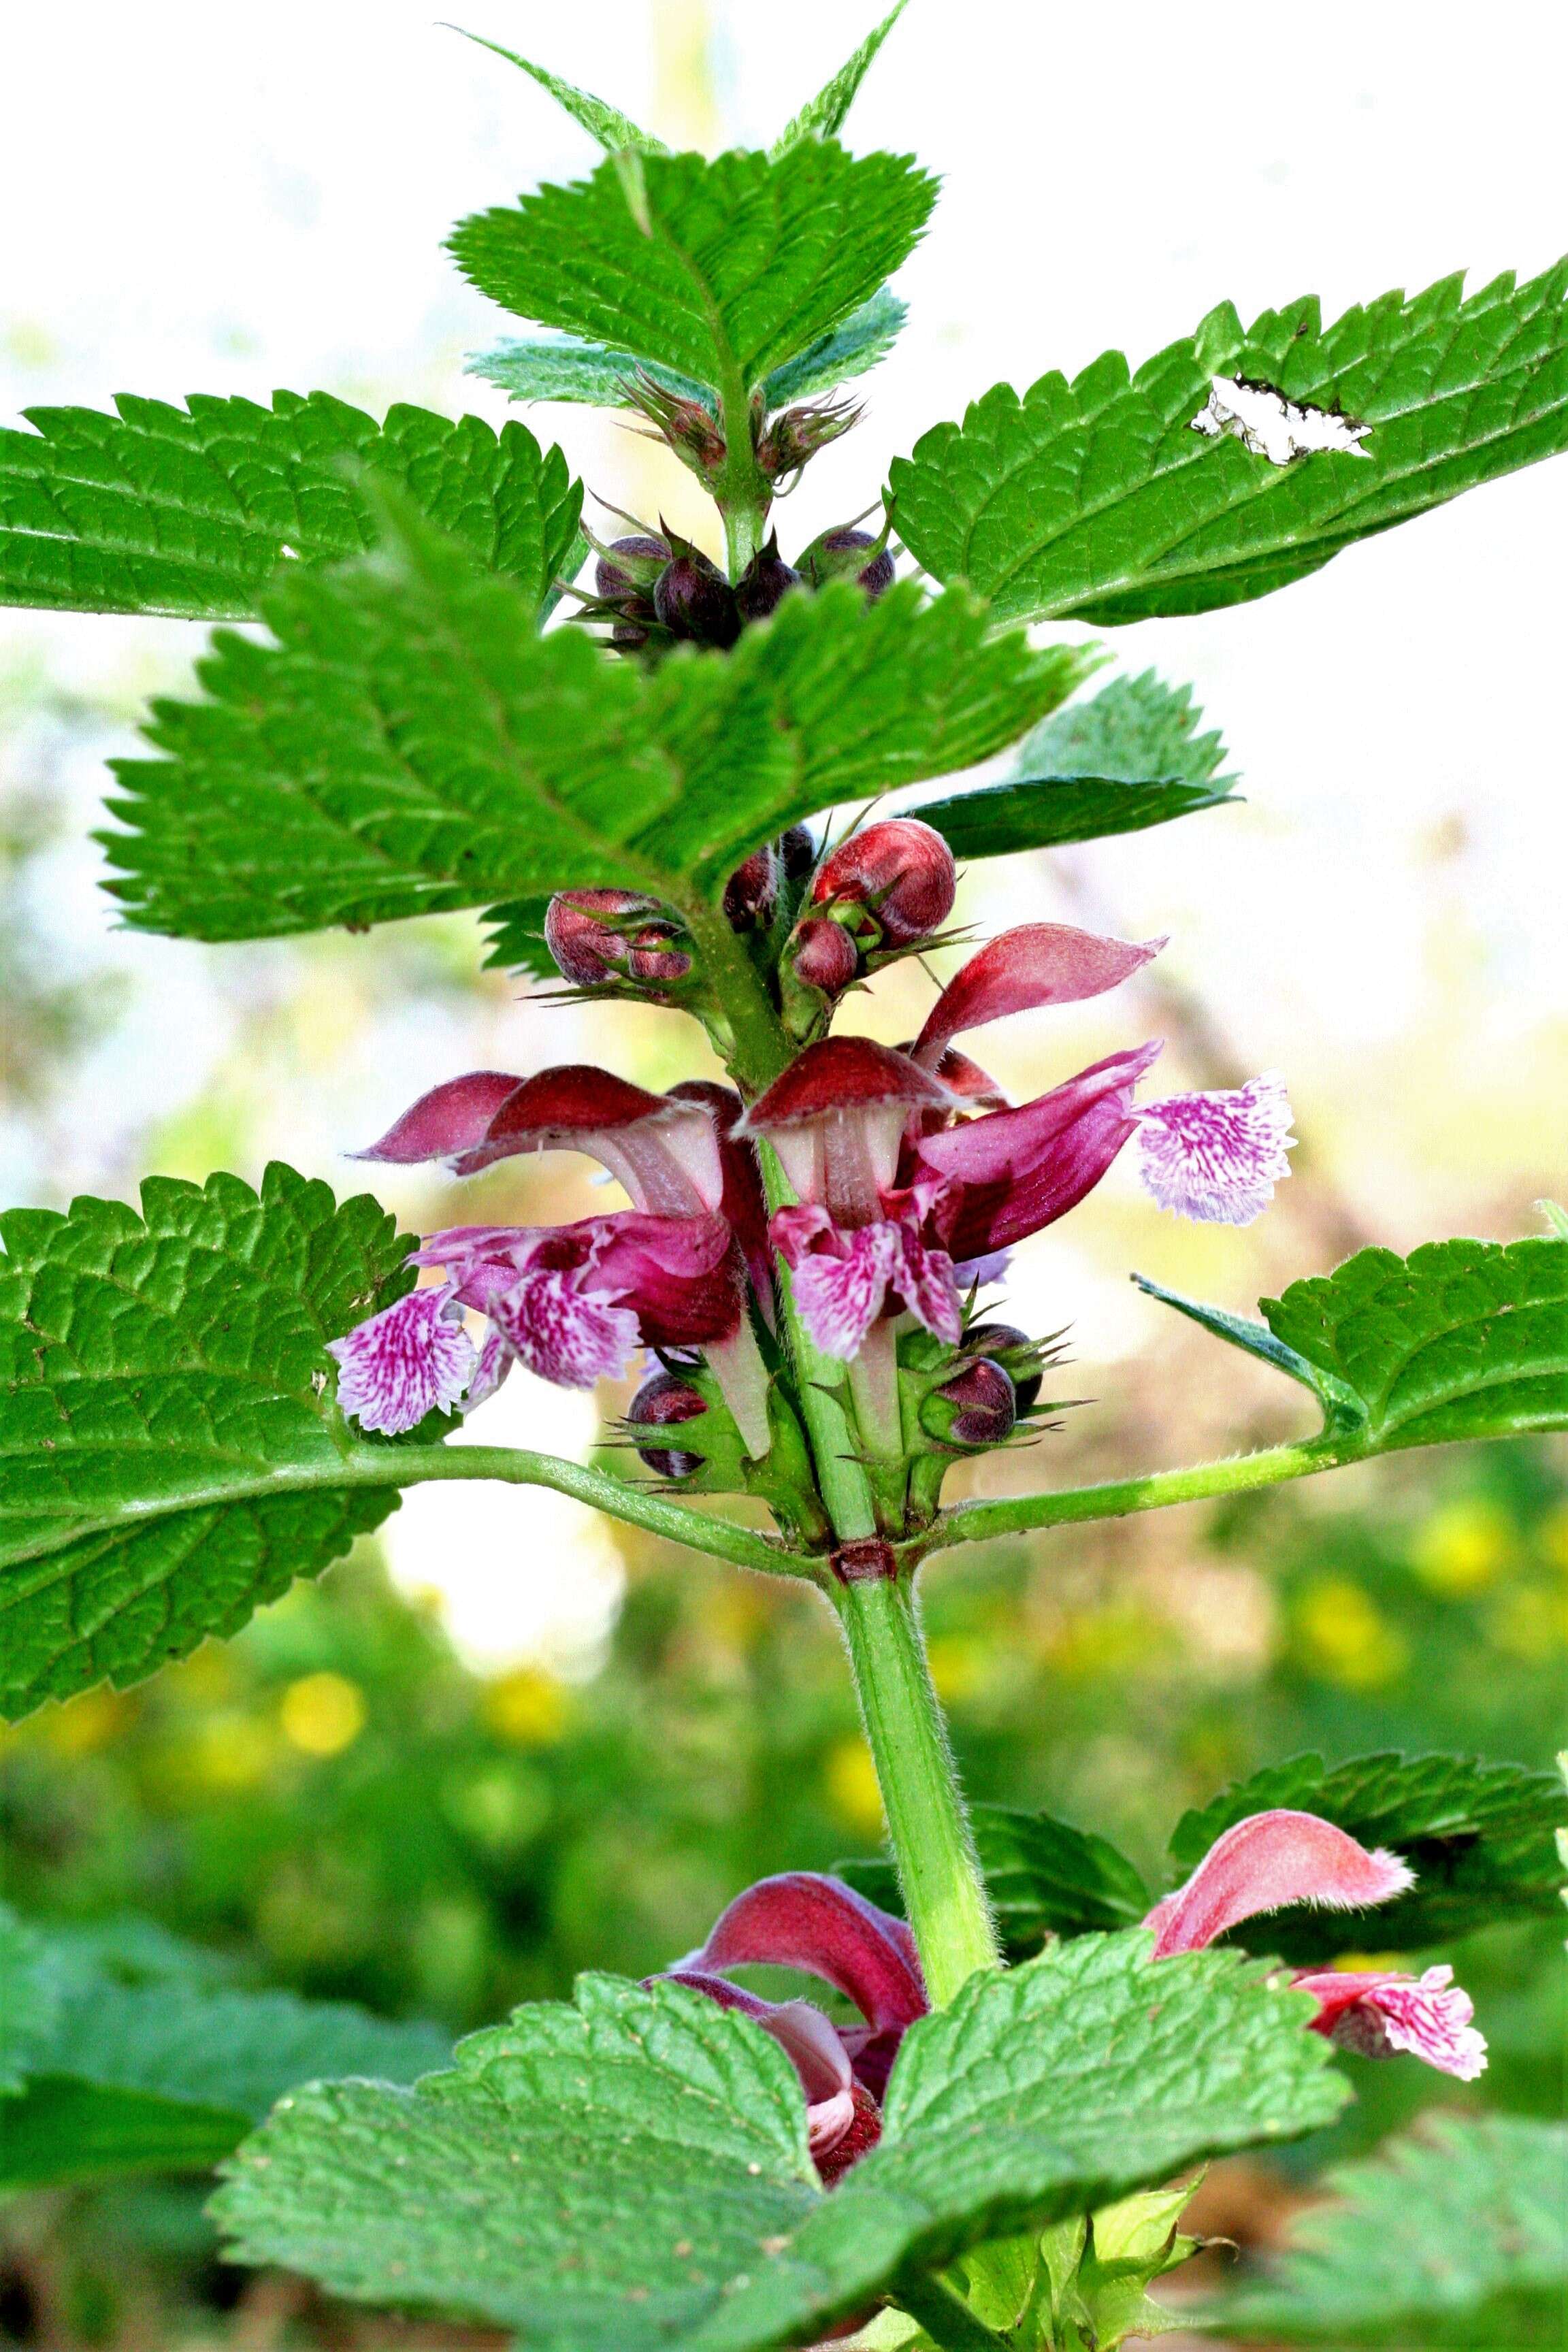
top-left (1294, 1578), bottom-right (1408, 1689)
top-left (189, 1715), bottom-right (277, 1791)
top-left (1539, 1503), bottom-right (1568, 1575)
top-left (928, 1635), bottom-right (985, 1703)
top-left (1488, 1587), bottom-right (1568, 1661)
top-left (32, 1686), bottom-right (130, 1756)
top-left (280, 1671), bottom-right (366, 1757)
top-left (824, 1736), bottom-right (884, 1833)
top-left (483, 1667), bottom-right (568, 1748)
top-left (1410, 1501), bottom-right (1516, 1593)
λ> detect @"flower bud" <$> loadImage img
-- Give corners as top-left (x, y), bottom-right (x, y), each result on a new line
top-left (626, 1370), bottom-right (708, 1478)
top-left (780, 824), bottom-right (816, 881)
top-left (623, 370), bottom-right (728, 478)
top-left (757, 397), bottom-right (860, 480)
top-left (799, 523), bottom-right (895, 602)
top-left (723, 844), bottom-right (780, 932)
top-left (594, 532), bottom-right (671, 602)
top-left (734, 532), bottom-right (801, 624)
top-left (808, 818), bottom-right (956, 948)
top-left (963, 1322), bottom-right (1043, 1414)
top-left (789, 916), bottom-right (859, 996)
top-left (544, 889), bottom-right (692, 988)
top-left (918, 1356), bottom-right (1017, 1450)
top-left (653, 542), bottom-right (742, 649)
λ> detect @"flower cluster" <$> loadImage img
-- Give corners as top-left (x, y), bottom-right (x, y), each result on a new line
top-left (329, 818), bottom-right (1295, 1491)
top-left (655, 1808), bottom-right (1483, 2190)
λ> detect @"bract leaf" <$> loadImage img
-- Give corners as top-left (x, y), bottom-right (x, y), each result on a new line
top-left (102, 496), bottom-right (1086, 946)
top-left (0, 393), bottom-right (581, 619)
top-left (0, 1164), bottom-right (419, 1720)
top-left (891, 261), bottom-right (1568, 624)
top-left (1260, 1233), bottom-right (1568, 1452)
top-left (1166, 1750), bottom-right (1568, 1957)
top-left (771, 2), bottom-right (910, 155)
top-left (449, 144), bottom-right (935, 399)
top-left (1213, 2113), bottom-right (1568, 2346)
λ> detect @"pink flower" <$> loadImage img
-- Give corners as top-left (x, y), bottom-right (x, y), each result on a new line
top-left (1137, 1071), bottom-right (1296, 1224)
top-left (738, 1040), bottom-right (964, 1360)
top-left (651, 1872), bottom-right (927, 2182)
top-left (1145, 1809), bottom-right (1487, 2081)
top-left (325, 1286), bottom-right (477, 1435)
top-left (337, 1063), bottom-right (773, 1450)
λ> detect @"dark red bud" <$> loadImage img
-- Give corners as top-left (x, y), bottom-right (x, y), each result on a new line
top-left (800, 525), bottom-right (895, 602)
top-left (780, 824), bottom-right (816, 881)
top-left (963, 1322), bottom-right (1043, 1414)
top-left (757, 397), bottom-right (860, 480)
top-left (595, 533), bottom-right (671, 602)
top-left (790, 916), bottom-right (859, 995)
top-left (623, 372), bottom-right (728, 476)
top-left (919, 1357), bottom-right (1017, 1449)
top-left (627, 1370), bottom-right (708, 1478)
top-left (723, 844), bottom-right (780, 932)
top-left (544, 889), bottom-right (692, 987)
top-left (654, 549), bottom-right (742, 649)
top-left (808, 818), bottom-right (957, 947)
top-left (734, 532), bottom-right (801, 624)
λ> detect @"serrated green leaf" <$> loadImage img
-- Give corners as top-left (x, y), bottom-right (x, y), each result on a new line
top-left (103, 497), bottom-right (1086, 947)
top-left (891, 261), bottom-right (1568, 625)
top-left (0, 1922), bottom-right (448, 2189)
top-left (836, 1804), bottom-right (1149, 1959)
top-left (0, 392), bottom-right (581, 620)
top-left (453, 29), bottom-right (668, 154)
top-left (1167, 1750), bottom-right (1568, 1958)
top-left (0, 1163), bottom-right (421, 1720)
top-left (214, 1940), bottom-right (1343, 2346)
top-left (1017, 668), bottom-right (1234, 789)
top-left (771, 2), bottom-right (909, 155)
top-left (0, 1904), bottom-right (59, 2093)
top-left (469, 289), bottom-right (909, 419)
top-left (1133, 1273), bottom-right (1335, 1394)
top-left (214, 1975), bottom-right (824, 2347)
top-left (1214, 2114), bottom-right (1568, 2347)
top-left (449, 144), bottom-right (935, 401)
top-left (1260, 1233), bottom-right (1568, 1452)
top-left (915, 667), bottom-right (1239, 857)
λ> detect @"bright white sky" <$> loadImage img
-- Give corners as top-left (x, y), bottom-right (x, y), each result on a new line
top-left (3, 1), bottom-right (1566, 1665)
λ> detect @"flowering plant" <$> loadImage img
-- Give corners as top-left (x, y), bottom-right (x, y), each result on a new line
top-left (2, 7), bottom-right (1567, 2345)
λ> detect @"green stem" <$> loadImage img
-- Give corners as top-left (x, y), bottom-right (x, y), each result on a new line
top-left (833, 1574), bottom-right (1000, 2006)
top-left (925, 1437), bottom-right (1343, 1554)
top-left (6, 1445), bottom-right (791, 1582)
top-left (891, 2271), bottom-right (1009, 2350)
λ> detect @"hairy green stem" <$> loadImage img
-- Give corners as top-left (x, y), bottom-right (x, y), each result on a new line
top-left (3, 1445), bottom-right (789, 1582)
top-left (833, 1574), bottom-right (1000, 2006)
top-left (925, 1438), bottom-right (1342, 1553)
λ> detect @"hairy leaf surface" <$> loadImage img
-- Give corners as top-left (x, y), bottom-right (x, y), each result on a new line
top-left (1167, 1750), bottom-right (1568, 1956)
top-left (1215, 2114), bottom-right (1568, 2346)
top-left (836, 1804), bottom-right (1149, 1959)
top-left (892, 261), bottom-right (1568, 623)
top-left (104, 502), bottom-right (1085, 945)
top-left (1261, 1234), bottom-right (1568, 1450)
top-left (214, 1940), bottom-right (1343, 2346)
top-left (0, 393), bottom-right (581, 619)
top-left (0, 1164), bottom-right (419, 1719)
top-left (449, 144), bottom-right (934, 398)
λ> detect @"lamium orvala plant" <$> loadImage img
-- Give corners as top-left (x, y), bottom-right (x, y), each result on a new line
top-left (2, 9), bottom-right (1567, 2347)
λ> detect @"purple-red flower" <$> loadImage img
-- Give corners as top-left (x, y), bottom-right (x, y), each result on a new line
top-left (329, 1064), bottom-right (772, 1452)
top-left (652, 1871), bottom-right (928, 2183)
top-left (740, 923), bottom-right (1294, 1361)
top-left (1145, 1809), bottom-right (1487, 2080)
